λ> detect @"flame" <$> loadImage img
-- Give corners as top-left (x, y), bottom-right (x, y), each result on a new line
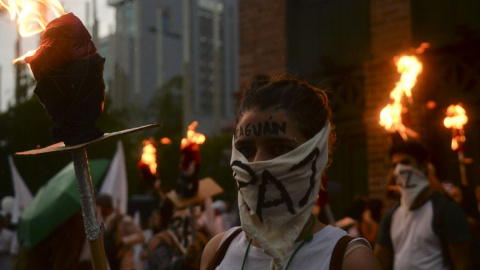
top-left (1, 0), bottom-right (64, 36)
top-left (140, 139), bottom-right (157, 175)
top-left (160, 137), bottom-right (172, 145)
top-left (444, 104), bottom-right (468, 129)
top-left (1, 0), bottom-right (65, 62)
top-left (180, 121), bottom-right (206, 150)
top-left (12, 49), bottom-right (36, 64)
top-left (444, 104), bottom-right (468, 151)
top-left (379, 44), bottom-right (428, 138)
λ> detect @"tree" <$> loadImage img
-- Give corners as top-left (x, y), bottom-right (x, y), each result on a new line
top-left (0, 94), bottom-right (130, 199)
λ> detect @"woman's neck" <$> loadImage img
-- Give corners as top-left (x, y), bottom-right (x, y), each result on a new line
top-left (249, 215), bottom-right (326, 248)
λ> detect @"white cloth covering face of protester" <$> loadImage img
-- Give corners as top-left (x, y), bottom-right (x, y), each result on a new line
top-left (231, 123), bottom-right (330, 270)
top-left (394, 164), bottom-right (430, 210)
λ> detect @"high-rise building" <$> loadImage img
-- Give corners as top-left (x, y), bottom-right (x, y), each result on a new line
top-left (107, 0), bottom-right (238, 135)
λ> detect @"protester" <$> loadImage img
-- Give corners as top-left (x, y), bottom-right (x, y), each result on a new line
top-left (374, 140), bottom-right (472, 270)
top-left (336, 197), bottom-right (382, 248)
top-left (96, 193), bottom-right (144, 270)
top-left (201, 75), bottom-right (380, 270)
top-left (0, 212), bottom-right (14, 269)
top-left (176, 132), bottom-right (202, 198)
top-left (335, 197), bottom-right (367, 232)
top-left (444, 182), bottom-right (480, 240)
top-left (219, 196), bottom-right (240, 231)
top-left (142, 199), bottom-right (181, 270)
top-left (142, 198), bottom-right (209, 270)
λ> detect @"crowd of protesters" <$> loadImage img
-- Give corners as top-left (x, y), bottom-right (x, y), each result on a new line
top-left (1, 75), bottom-right (480, 270)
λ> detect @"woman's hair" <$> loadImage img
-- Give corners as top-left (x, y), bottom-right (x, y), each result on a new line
top-left (235, 74), bottom-right (335, 155)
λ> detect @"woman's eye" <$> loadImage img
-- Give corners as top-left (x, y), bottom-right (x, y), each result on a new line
top-left (238, 146), bottom-right (256, 159)
top-left (272, 145), bottom-right (293, 157)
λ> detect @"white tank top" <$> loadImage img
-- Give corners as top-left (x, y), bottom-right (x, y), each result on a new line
top-left (216, 225), bottom-right (366, 270)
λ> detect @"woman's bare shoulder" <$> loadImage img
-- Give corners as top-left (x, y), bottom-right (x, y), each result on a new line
top-left (200, 231), bottom-right (228, 270)
top-left (342, 241), bottom-right (381, 270)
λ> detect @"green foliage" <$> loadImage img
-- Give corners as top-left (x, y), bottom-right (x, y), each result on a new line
top-left (144, 76), bottom-right (184, 191)
top-left (0, 96), bottom-right (69, 198)
top-left (144, 76), bottom-right (235, 197)
top-left (0, 74), bottom-right (235, 201)
top-left (0, 94), bottom-right (139, 199)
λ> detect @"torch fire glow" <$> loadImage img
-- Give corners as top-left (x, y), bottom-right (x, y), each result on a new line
top-left (181, 121), bottom-right (206, 150)
top-left (444, 104), bottom-right (469, 186)
top-left (379, 43), bottom-right (429, 140)
top-left (140, 139), bottom-right (157, 176)
top-left (0, 0), bottom-right (65, 62)
top-left (444, 104), bottom-right (468, 150)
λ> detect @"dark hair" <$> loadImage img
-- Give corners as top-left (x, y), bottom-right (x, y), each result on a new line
top-left (159, 199), bottom-right (174, 229)
top-left (235, 74), bottom-right (335, 154)
top-left (367, 198), bottom-right (383, 223)
top-left (389, 140), bottom-right (429, 166)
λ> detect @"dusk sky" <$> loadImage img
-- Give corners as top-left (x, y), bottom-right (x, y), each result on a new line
top-left (0, 0), bottom-right (116, 112)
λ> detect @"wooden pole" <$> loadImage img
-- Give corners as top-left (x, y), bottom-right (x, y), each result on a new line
top-left (71, 147), bottom-right (108, 270)
top-left (457, 150), bottom-right (468, 186)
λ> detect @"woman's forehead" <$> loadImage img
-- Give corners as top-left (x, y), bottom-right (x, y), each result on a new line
top-left (235, 109), bottom-right (305, 141)
top-left (240, 108), bottom-right (288, 122)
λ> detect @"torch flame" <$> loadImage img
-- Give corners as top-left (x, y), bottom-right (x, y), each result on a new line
top-left (160, 137), bottom-right (172, 145)
top-left (444, 104), bottom-right (468, 151)
top-left (180, 121), bottom-right (206, 150)
top-left (1, 0), bottom-right (65, 62)
top-left (379, 44), bottom-right (428, 139)
top-left (1, 0), bottom-right (65, 36)
top-left (12, 49), bottom-right (36, 64)
top-left (444, 104), bottom-right (468, 129)
top-left (140, 139), bottom-right (157, 175)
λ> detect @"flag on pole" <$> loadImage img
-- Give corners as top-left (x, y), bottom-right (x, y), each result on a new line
top-left (99, 140), bottom-right (128, 214)
top-left (8, 155), bottom-right (33, 224)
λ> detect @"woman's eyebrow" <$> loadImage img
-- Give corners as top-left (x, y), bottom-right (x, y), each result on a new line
top-left (234, 137), bottom-right (253, 146)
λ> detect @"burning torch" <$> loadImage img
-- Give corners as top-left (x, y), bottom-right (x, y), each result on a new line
top-left (443, 104), bottom-right (470, 186)
top-left (138, 139), bottom-right (159, 190)
top-left (3, 2), bottom-right (160, 269)
top-left (379, 43), bottom-right (429, 141)
top-left (176, 121), bottom-right (205, 198)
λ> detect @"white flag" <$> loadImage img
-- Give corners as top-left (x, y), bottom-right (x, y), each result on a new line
top-left (8, 155), bottom-right (33, 224)
top-left (100, 140), bottom-right (128, 214)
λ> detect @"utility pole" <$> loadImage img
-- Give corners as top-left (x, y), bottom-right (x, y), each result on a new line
top-left (212, 0), bottom-right (223, 134)
top-left (182, 0), bottom-right (193, 133)
top-left (92, 0), bottom-right (99, 44)
top-left (156, 7), bottom-right (164, 92)
top-left (15, 31), bottom-right (22, 105)
top-left (0, 65), bottom-right (2, 112)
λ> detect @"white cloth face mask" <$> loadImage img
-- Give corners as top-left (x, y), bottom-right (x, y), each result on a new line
top-left (394, 163), bottom-right (430, 210)
top-left (231, 123), bottom-right (330, 270)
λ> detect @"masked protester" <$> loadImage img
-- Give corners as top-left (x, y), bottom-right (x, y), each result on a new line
top-left (200, 75), bottom-right (380, 270)
top-left (374, 140), bottom-right (472, 270)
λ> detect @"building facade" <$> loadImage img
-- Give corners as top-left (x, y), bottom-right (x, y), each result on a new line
top-left (239, 0), bottom-right (480, 217)
top-left (107, 0), bottom-right (239, 135)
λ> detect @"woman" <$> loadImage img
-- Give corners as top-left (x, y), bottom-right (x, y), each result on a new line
top-left (142, 199), bottom-right (181, 270)
top-left (200, 75), bottom-right (380, 270)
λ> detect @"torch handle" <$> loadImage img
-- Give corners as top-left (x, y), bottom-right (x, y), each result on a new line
top-left (457, 151), bottom-right (469, 186)
top-left (72, 147), bottom-right (108, 270)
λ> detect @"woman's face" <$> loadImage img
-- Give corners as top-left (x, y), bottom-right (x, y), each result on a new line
top-left (234, 108), bottom-right (306, 162)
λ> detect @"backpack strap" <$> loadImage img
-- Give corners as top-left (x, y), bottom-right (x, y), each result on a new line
top-left (329, 235), bottom-right (355, 270)
top-left (207, 227), bottom-right (243, 270)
